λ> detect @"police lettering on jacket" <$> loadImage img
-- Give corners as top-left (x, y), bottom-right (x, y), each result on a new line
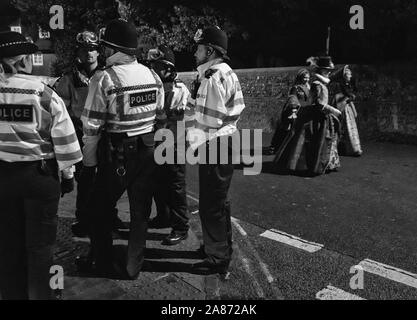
top-left (81, 56), bottom-right (166, 166)
top-left (0, 74), bottom-right (82, 171)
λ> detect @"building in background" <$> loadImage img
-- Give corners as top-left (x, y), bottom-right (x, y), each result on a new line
top-left (1, 3), bottom-right (57, 79)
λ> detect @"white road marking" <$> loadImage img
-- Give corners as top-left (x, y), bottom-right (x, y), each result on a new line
top-left (186, 194), bottom-right (199, 203)
top-left (187, 193), bottom-right (279, 294)
top-left (231, 217), bottom-right (248, 236)
top-left (232, 217), bottom-right (277, 287)
top-left (240, 256), bottom-right (265, 298)
top-left (316, 285), bottom-right (365, 300)
top-left (259, 261), bottom-right (275, 284)
top-left (191, 210), bottom-right (199, 215)
top-left (260, 229), bottom-right (324, 253)
top-left (359, 259), bottom-right (417, 289)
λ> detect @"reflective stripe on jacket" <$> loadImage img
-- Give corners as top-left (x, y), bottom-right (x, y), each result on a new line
top-left (187, 59), bottom-right (245, 149)
top-left (164, 79), bottom-right (190, 136)
top-left (81, 56), bottom-right (166, 166)
top-left (81, 60), bottom-right (165, 136)
top-left (0, 74), bottom-right (82, 171)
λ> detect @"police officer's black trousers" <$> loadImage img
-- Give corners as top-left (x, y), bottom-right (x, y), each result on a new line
top-left (88, 133), bottom-right (156, 279)
top-left (71, 117), bottom-right (94, 224)
top-left (154, 162), bottom-right (189, 233)
top-left (198, 139), bottom-right (234, 266)
top-left (0, 160), bottom-right (60, 300)
top-left (71, 117), bottom-right (119, 229)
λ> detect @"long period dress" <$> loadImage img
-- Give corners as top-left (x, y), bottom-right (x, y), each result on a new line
top-left (331, 81), bottom-right (362, 156)
top-left (274, 74), bottom-right (341, 175)
top-left (273, 84), bottom-right (311, 172)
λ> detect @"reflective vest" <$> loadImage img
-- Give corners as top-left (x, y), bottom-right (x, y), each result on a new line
top-left (187, 60), bottom-right (245, 149)
top-left (81, 58), bottom-right (166, 166)
top-left (81, 60), bottom-right (165, 137)
top-left (163, 79), bottom-right (190, 136)
top-left (0, 73), bottom-right (82, 171)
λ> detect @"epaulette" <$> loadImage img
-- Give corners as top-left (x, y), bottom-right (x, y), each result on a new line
top-left (174, 79), bottom-right (184, 88)
top-left (205, 68), bottom-right (218, 79)
top-left (43, 82), bottom-right (59, 95)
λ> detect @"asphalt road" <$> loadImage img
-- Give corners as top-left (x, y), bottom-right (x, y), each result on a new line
top-left (185, 139), bottom-right (417, 300)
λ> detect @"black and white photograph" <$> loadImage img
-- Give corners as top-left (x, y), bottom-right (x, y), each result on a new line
top-left (0, 0), bottom-right (416, 308)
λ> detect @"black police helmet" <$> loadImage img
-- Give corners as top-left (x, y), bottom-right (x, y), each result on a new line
top-left (194, 26), bottom-right (229, 59)
top-left (0, 31), bottom-right (38, 58)
top-left (99, 19), bottom-right (138, 55)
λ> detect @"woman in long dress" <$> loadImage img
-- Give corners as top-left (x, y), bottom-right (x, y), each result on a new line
top-left (331, 65), bottom-right (362, 156)
top-left (268, 68), bottom-right (311, 156)
top-left (274, 56), bottom-right (342, 176)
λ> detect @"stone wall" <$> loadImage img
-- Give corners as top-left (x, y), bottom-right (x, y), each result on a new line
top-left (178, 62), bottom-right (417, 144)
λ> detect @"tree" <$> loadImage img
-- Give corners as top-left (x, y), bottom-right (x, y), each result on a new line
top-left (116, 0), bottom-right (241, 63)
top-left (8, 0), bottom-right (417, 72)
top-left (13, 0), bottom-right (118, 74)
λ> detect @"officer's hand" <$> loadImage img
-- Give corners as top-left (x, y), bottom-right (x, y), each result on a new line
top-left (61, 178), bottom-right (75, 197)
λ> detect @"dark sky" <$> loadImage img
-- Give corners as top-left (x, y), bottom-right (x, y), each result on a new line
top-left (178, 0), bottom-right (417, 68)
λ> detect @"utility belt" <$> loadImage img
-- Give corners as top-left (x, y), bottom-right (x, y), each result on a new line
top-left (0, 158), bottom-right (58, 177)
top-left (100, 131), bottom-right (155, 177)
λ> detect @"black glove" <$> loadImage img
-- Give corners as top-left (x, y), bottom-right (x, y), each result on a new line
top-left (190, 78), bottom-right (201, 100)
top-left (61, 177), bottom-right (74, 197)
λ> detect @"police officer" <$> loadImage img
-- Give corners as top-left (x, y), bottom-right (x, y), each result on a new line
top-left (79, 19), bottom-right (166, 279)
top-left (55, 31), bottom-right (123, 237)
top-left (147, 45), bottom-right (190, 245)
top-left (0, 31), bottom-right (82, 299)
top-left (188, 26), bottom-right (246, 274)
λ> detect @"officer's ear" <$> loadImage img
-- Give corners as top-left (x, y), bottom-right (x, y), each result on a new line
top-left (206, 46), bottom-right (214, 57)
top-left (16, 54), bottom-right (33, 74)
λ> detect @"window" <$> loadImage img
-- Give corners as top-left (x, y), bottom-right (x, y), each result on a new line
top-left (39, 28), bottom-right (51, 39)
top-left (10, 26), bottom-right (22, 33)
top-left (32, 54), bottom-right (44, 66)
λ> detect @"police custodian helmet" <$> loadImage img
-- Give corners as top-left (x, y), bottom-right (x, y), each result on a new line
top-left (0, 31), bottom-right (38, 58)
top-left (194, 26), bottom-right (229, 60)
top-left (99, 19), bottom-right (138, 55)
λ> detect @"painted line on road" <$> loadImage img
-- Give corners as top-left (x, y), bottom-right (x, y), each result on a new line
top-left (260, 229), bottom-right (324, 253)
top-left (241, 256), bottom-right (265, 298)
top-left (316, 285), bottom-right (365, 300)
top-left (232, 217), bottom-right (278, 288)
top-left (186, 194), bottom-right (199, 203)
top-left (358, 259), bottom-right (417, 289)
top-left (187, 194), bottom-right (280, 296)
top-left (231, 217), bottom-right (248, 236)
top-left (191, 210), bottom-right (199, 215)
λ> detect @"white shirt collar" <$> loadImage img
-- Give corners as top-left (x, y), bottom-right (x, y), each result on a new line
top-left (105, 52), bottom-right (137, 67)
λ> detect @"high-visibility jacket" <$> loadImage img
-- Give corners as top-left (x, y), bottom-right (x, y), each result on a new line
top-left (0, 73), bottom-right (82, 172)
top-left (163, 78), bottom-right (190, 137)
top-left (55, 65), bottom-right (98, 119)
top-left (186, 58), bottom-right (245, 149)
top-left (81, 55), bottom-right (166, 166)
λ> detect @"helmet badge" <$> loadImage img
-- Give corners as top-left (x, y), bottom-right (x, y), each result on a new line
top-left (194, 29), bottom-right (203, 43)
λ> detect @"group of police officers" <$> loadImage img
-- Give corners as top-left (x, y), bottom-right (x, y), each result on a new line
top-left (0, 18), bottom-right (245, 299)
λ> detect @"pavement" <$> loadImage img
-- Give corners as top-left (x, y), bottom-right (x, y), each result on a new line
top-left (49, 134), bottom-right (417, 300)
top-left (56, 193), bottom-right (208, 300)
